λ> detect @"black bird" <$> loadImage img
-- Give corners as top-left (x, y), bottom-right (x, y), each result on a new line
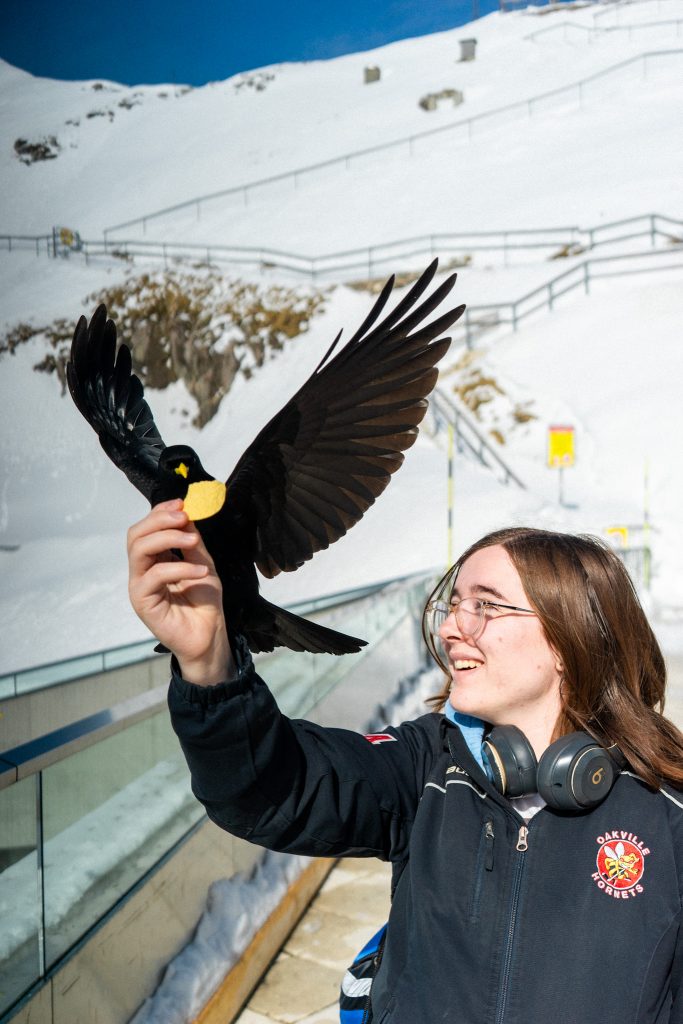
top-left (67, 260), bottom-right (465, 655)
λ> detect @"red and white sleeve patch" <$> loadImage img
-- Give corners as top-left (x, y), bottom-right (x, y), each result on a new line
top-left (364, 733), bottom-right (397, 745)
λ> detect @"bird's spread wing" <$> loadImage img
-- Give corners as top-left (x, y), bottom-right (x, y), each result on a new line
top-left (67, 305), bottom-right (166, 501)
top-left (226, 259), bottom-right (465, 578)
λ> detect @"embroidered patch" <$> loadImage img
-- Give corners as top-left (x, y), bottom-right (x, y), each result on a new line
top-left (364, 733), bottom-right (397, 745)
top-left (592, 831), bottom-right (649, 899)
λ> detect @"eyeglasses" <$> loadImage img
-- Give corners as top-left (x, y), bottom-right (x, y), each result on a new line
top-left (425, 597), bottom-right (536, 641)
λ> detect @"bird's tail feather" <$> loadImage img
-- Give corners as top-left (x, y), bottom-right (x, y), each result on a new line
top-left (248, 599), bottom-right (367, 656)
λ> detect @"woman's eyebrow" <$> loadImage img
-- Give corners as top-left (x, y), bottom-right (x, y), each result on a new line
top-left (451, 584), bottom-right (508, 601)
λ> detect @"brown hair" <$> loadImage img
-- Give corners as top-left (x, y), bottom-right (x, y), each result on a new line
top-left (423, 526), bottom-right (683, 789)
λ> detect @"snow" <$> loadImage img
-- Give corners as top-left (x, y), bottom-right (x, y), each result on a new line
top-left (0, 758), bottom-right (198, 962)
top-left (1, 5), bottom-right (682, 1017)
top-left (1, 1), bottom-right (682, 676)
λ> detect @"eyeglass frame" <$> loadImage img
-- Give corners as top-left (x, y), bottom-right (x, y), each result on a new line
top-left (425, 596), bottom-right (536, 641)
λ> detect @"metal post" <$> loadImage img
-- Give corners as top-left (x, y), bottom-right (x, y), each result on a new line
top-left (447, 424), bottom-right (454, 566)
top-left (36, 772), bottom-right (47, 976)
top-left (650, 213), bottom-right (656, 247)
top-left (548, 281), bottom-right (554, 311)
top-left (643, 459), bottom-right (651, 590)
top-left (583, 262), bottom-right (590, 294)
top-left (512, 304), bottom-right (518, 332)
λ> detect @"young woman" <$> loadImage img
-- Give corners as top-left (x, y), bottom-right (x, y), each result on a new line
top-left (128, 502), bottom-right (683, 1023)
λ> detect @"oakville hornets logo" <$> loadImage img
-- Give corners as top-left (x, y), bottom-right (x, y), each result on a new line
top-left (592, 832), bottom-right (649, 899)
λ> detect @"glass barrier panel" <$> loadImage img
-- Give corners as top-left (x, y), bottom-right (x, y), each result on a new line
top-left (0, 675), bottom-right (15, 700)
top-left (41, 710), bottom-right (204, 968)
top-left (103, 640), bottom-right (158, 671)
top-left (0, 775), bottom-right (41, 1017)
top-left (15, 653), bottom-right (103, 696)
top-left (256, 575), bottom-right (433, 719)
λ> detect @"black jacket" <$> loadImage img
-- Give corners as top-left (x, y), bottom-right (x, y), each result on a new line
top-left (169, 645), bottom-right (683, 1023)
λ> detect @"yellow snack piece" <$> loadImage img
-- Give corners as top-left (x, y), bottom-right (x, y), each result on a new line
top-left (183, 480), bottom-right (227, 521)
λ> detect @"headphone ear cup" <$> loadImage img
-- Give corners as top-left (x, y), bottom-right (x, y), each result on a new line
top-left (483, 725), bottom-right (538, 797)
top-left (537, 732), bottom-right (618, 811)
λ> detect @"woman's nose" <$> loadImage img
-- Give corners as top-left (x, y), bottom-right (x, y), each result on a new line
top-left (438, 608), bottom-right (462, 641)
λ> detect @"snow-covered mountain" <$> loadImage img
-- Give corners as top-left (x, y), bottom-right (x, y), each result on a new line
top-left (1, 0), bottom-right (682, 675)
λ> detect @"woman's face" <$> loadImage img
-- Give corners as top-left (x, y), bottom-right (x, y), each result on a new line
top-left (440, 544), bottom-right (563, 734)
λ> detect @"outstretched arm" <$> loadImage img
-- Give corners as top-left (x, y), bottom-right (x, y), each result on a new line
top-left (128, 501), bottom-right (434, 859)
top-left (127, 499), bottom-right (234, 685)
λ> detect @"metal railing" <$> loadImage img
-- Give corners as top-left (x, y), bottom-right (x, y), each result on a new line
top-left (0, 569), bottom-right (436, 1019)
top-left (0, 638), bottom-right (158, 701)
top-left (525, 17), bottom-right (683, 40)
top-left (3, 213), bottom-right (680, 283)
top-left (592, 0), bottom-right (681, 20)
top-left (100, 49), bottom-right (683, 239)
top-left (457, 244), bottom-right (683, 344)
top-left (0, 576), bottom-right (410, 699)
top-left (429, 389), bottom-right (526, 489)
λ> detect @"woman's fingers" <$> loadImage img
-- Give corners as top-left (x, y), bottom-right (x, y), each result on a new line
top-left (131, 527), bottom-right (200, 566)
top-left (128, 502), bottom-right (217, 576)
top-left (132, 558), bottom-right (209, 602)
top-left (127, 500), bottom-right (187, 554)
top-left (126, 502), bottom-right (233, 685)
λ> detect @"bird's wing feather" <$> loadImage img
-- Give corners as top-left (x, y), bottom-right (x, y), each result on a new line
top-left (226, 259), bottom-right (465, 578)
top-left (67, 305), bottom-right (166, 501)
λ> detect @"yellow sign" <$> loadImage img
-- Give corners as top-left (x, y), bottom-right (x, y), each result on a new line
top-left (606, 526), bottom-right (629, 548)
top-left (547, 425), bottom-right (575, 468)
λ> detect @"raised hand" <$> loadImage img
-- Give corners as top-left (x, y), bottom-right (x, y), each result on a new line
top-left (127, 500), bottom-right (233, 685)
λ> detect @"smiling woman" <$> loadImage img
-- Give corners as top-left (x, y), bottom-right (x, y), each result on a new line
top-left (423, 526), bottom-right (683, 790)
top-left (127, 514), bottom-right (683, 1023)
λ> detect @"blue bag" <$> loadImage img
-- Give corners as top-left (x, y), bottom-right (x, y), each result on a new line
top-left (339, 923), bottom-right (387, 1023)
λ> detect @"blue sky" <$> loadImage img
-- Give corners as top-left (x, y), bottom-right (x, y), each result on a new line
top-left (0, 0), bottom-right (497, 86)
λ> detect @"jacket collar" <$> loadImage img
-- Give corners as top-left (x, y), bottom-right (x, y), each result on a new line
top-left (440, 717), bottom-right (531, 818)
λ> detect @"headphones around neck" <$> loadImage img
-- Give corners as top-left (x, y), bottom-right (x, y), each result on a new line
top-left (480, 725), bottom-right (626, 812)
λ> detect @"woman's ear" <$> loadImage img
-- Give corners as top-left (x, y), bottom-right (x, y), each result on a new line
top-left (550, 645), bottom-right (563, 676)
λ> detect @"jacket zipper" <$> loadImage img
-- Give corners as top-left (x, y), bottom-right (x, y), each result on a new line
top-left (494, 824), bottom-right (529, 1024)
top-left (469, 819), bottom-right (495, 923)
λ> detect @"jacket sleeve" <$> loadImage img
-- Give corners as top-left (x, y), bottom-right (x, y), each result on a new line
top-left (168, 638), bottom-right (436, 861)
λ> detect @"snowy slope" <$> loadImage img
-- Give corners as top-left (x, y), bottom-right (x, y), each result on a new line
top-left (0, 1), bottom-right (682, 675)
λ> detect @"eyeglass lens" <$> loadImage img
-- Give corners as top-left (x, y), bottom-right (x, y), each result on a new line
top-left (430, 599), bottom-right (483, 638)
